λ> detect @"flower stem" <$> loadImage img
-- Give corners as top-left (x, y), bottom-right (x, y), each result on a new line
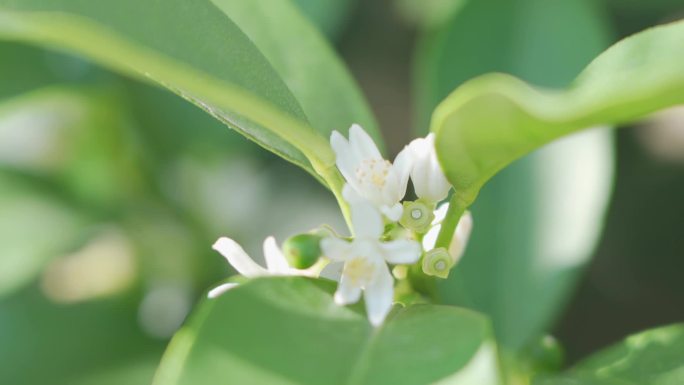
top-left (406, 262), bottom-right (439, 302)
top-left (434, 192), bottom-right (470, 250)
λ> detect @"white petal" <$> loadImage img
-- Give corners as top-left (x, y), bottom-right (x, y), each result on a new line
top-left (334, 272), bottom-right (362, 305)
top-left (262, 236), bottom-right (290, 274)
top-left (364, 264), bottom-right (394, 326)
top-left (426, 156), bottom-right (451, 202)
top-left (381, 203), bottom-right (403, 222)
top-left (349, 124), bottom-right (382, 160)
top-left (408, 134), bottom-right (451, 203)
top-left (381, 239), bottom-right (422, 264)
top-left (351, 201), bottom-right (384, 239)
top-left (450, 211), bottom-right (474, 263)
top-left (321, 237), bottom-right (353, 262)
top-left (207, 283), bottom-right (239, 298)
top-left (433, 203), bottom-right (450, 224)
top-left (407, 137), bottom-right (430, 194)
top-left (319, 261), bottom-right (344, 281)
top-left (422, 224), bottom-right (440, 251)
top-left (212, 237), bottom-right (267, 277)
top-left (342, 183), bottom-right (365, 205)
top-left (390, 147), bottom-right (412, 200)
top-left (331, 131), bottom-right (360, 184)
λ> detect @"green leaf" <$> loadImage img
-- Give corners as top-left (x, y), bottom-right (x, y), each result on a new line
top-left (0, 0), bottom-right (379, 187)
top-left (534, 324), bottom-right (684, 385)
top-left (210, 0), bottom-right (380, 148)
top-left (71, 358), bottom-right (162, 385)
top-left (154, 277), bottom-right (502, 385)
top-left (416, 0), bottom-right (614, 351)
top-left (291, 0), bottom-right (359, 39)
top-left (0, 42), bottom-right (60, 98)
top-left (0, 286), bottom-right (165, 385)
top-left (433, 18), bottom-right (684, 207)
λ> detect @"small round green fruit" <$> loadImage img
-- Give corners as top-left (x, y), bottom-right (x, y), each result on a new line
top-left (282, 234), bottom-right (322, 269)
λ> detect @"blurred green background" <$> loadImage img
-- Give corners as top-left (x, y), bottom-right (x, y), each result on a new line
top-left (0, 0), bottom-right (682, 384)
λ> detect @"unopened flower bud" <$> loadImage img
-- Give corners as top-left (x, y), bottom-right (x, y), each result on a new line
top-left (400, 200), bottom-right (434, 233)
top-left (282, 233), bottom-right (322, 269)
top-left (422, 247), bottom-right (453, 278)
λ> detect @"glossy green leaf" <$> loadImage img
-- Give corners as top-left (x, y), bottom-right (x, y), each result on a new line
top-left (0, 0), bottom-right (379, 188)
top-left (416, 0), bottom-right (614, 351)
top-left (211, 0), bottom-right (379, 148)
top-left (154, 277), bottom-right (502, 385)
top-left (534, 324), bottom-right (684, 385)
top-left (433, 19), bottom-right (684, 208)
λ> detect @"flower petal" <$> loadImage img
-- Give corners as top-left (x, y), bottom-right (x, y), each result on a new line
top-left (381, 203), bottom-right (403, 222)
top-left (342, 183), bottom-right (364, 204)
top-left (433, 203), bottom-right (449, 224)
top-left (331, 131), bottom-right (359, 185)
top-left (422, 224), bottom-right (440, 251)
top-left (207, 283), bottom-right (239, 298)
top-left (450, 211), bottom-right (474, 263)
top-left (426, 157), bottom-right (451, 202)
top-left (349, 124), bottom-right (382, 160)
top-left (364, 264), bottom-right (394, 326)
top-left (391, 146), bottom-right (413, 200)
top-left (212, 237), bottom-right (267, 277)
top-left (321, 237), bottom-right (353, 261)
top-left (262, 236), bottom-right (290, 274)
top-left (381, 239), bottom-right (422, 264)
top-left (319, 261), bottom-right (344, 281)
top-left (351, 200), bottom-right (384, 239)
top-left (334, 272), bottom-right (362, 305)
top-left (408, 134), bottom-right (451, 203)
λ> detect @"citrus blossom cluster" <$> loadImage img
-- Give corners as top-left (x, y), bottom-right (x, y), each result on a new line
top-left (209, 124), bottom-right (472, 326)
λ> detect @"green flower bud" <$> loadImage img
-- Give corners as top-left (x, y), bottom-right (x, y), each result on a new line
top-left (282, 233), bottom-right (322, 269)
top-left (400, 200), bottom-right (434, 233)
top-left (422, 247), bottom-right (453, 279)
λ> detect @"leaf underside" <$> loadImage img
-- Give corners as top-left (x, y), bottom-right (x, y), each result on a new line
top-left (433, 19), bottom-right (684, 205)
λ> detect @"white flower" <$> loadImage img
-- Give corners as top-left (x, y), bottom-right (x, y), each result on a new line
top-left (321, 201), bottom-right (421, 326)
top-left (423, 203), bottom-right (473, 265)
top-left (208, 236), bottom-right (315, 298)
top-left (331, 124), bottom-right (411, 221)
top-left (403, 133), bottom-right (451, 203)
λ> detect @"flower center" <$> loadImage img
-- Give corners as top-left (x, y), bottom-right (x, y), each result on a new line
top-left (355, 158), bottom-right (391, 188)
top-left (345, 257), bottom-right (376, 286)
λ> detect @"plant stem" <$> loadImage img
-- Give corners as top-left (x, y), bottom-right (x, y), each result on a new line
top-left (434, 193), bottom-right (470, 249)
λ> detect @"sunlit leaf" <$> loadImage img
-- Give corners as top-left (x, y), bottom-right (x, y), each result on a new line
top-left (0, 0), bottom-right (379, 187)
top-left (154, 277), bottom-right (502, 385)
top-left (534, 324), bottom-right (684, 385)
